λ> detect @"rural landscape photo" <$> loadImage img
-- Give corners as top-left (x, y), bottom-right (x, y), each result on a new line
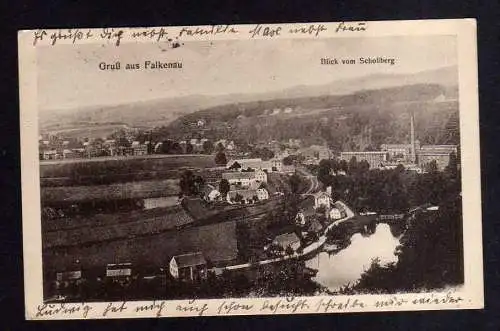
top-left (38, 36), bottom-right (463, 302)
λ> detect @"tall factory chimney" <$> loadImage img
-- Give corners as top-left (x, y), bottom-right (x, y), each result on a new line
top-left (410, 111), bottom-right (416, 164)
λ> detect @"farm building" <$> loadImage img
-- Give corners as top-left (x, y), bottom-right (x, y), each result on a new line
top-left (43, 220), bottom-right (239, 275)
top-left (106, 263), bottom-right (132, 278)
top-left (169, 252), bottom-right (207, 282)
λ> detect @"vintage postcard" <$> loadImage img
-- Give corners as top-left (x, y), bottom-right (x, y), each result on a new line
top-left (19, 19), bottom-right (483, 319)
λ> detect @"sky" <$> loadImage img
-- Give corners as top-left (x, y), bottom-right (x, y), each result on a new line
top-left (37, 35), bottom-right (457, 112)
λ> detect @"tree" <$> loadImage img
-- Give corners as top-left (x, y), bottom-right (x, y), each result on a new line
top-left (171, 142), bottom-right (183, 154)
top-left (215, 151), bottom-right (227, 165)
top-left (216, 142), bottom-right (225, 152)
top-left (339, 160), bottom-right (349, 172)
top-left (219, 179), bottom-right (230, 197)
top-left (193, 175), bottom-right (205, 195)
top-left (234, 193), bottom-right (244, 204)
top-left (283, 155), bottom-right (294, 166)
top-left (318, 159), bottom-right (332, 185)
top-left (146, 141), bottom-right (153, 154)
top-left (426, 160), bottom-right (439, 174)
top-left (236, 222), bottom-right (252, 262)
top-left (348, 156), bottom-right (358, 174)
top-left (179, 170), bottom-right (205, 196)
top-left (186, 143), bottom-right (194, 154)
top-left (358, 160), bottom-right (370, 173)
top-left (289, 174), bottom-right (302, 194)
top-left (330, 159), bottom-right (340, 172)
top-left (316, 205), bottom-right (327, 216)
top-left (252, 147), bottom-right (275, 161)
top-left (179, 170), bottom-right (195, 196)
top-left (203, 140), bottom-right (214, 154)
top-left (446, 152), bottom-right (458, 177)
top-left (160, 140), bottom-right (174, 154)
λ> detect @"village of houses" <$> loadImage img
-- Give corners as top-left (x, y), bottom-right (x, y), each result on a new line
top-left (168, 156), bottom-right (356, 285)
top-left (41, 115), bottom-right (457, 298)
top-left (41, 131), bottom-right (364, 295)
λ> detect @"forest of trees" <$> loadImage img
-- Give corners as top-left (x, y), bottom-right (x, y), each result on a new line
top-left (321, 154), bottom-right (464, 293)
top-left (315, 156), bottom-right (460, 214)
top-left (163, 84), bottom-right (459, 152)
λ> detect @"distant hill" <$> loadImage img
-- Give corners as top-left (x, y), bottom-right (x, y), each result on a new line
top-left (165, 82), bottom-right (460, 151)
top-left (271, 66), bottom-right (458, 100)
top-left (40, 66), bottom-right (458, 137)
top-left (40, 95), bottom-right (230, 132)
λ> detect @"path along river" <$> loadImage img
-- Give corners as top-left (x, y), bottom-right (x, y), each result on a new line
top-left (306, 223), bottom-right (401, 292)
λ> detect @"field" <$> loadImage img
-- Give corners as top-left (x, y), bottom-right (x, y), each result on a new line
top-left (41, 179), bottom-right (180, 202)
top-left (39, 151), bottom-right (283, 282)
top-left (43, 220), bottom-right (239, 272)
top-left (40, 154), bottom-right (218, 179)
top-left (43, 206), bottom-right (195, 248)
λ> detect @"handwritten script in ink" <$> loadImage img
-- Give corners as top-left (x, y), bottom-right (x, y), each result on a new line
top-left (32, 291), bottom-right (465, 319)
top-left (35, 303), bottom-right (93, 318)
top-left (30, 22), bottom-right (368, 47)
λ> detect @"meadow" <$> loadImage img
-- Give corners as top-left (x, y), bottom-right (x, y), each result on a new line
top-left (41, 179), bottom-right (180, 202)
top-left (43, 220), bottom-right (239, 272)
top-left (40, 154), bottom-right (217, 180)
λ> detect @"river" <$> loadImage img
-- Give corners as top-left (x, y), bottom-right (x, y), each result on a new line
top-left (306, 223), bottom-right (401, 292)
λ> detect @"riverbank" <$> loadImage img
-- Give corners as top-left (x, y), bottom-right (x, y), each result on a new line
top-left (307, 222), bottom-right (401, 294)
top-left (213, 212), bottom-right (355, 273)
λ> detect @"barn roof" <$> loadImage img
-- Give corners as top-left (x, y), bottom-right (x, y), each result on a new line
top-left (226, 158), bottom-right (267, 169)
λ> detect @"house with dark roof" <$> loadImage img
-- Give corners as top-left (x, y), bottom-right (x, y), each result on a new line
top-left (272, 232), bottom-right (301, 253)
top-left (169, 252), bottom-right (207, 282)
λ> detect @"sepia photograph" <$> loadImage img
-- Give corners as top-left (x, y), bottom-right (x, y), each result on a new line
top-left (19, 20), bottom-right (482, 319)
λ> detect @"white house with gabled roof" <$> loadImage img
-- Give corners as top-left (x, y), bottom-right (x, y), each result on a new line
top-left (254, 169), bottom-right (267, 182)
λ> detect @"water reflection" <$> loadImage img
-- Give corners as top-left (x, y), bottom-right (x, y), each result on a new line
top-left (306, 223), bottom-right (400, 292)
